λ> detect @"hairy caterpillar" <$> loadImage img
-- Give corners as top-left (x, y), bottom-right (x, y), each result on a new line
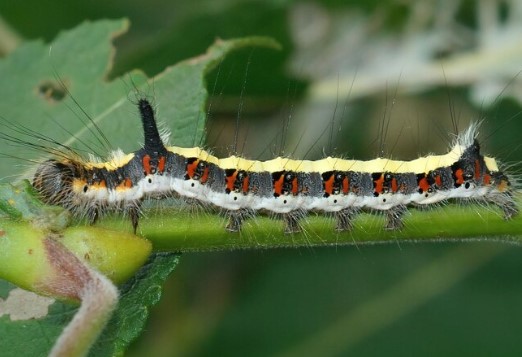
top-left (29, 98), bottom-right (518, 234)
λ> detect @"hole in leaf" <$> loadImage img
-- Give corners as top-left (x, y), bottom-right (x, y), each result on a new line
top-left (38, 80), bottom-right (67, 102)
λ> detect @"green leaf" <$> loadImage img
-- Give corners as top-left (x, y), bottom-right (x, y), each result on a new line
top-left (0, 180), bottom-right (70, 230)
top-left (0, 253), bottom-right (180, 357)
top-left (0, 281), bottom-right (77, 356)
top-left (0, 19), bottom-right (278, 356)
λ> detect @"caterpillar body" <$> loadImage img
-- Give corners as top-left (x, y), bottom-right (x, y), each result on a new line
top-left (32, 98), bottom-right (518, 234)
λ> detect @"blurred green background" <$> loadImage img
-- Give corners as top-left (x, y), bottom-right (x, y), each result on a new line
top-left (2, 1), bottom-right (522, 356)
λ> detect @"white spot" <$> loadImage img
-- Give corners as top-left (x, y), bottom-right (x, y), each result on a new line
top-left (0, 288), bottom-right (55, 321)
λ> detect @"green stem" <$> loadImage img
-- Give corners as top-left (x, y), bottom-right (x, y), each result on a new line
top-left (97, 197), bottom-right (522, 252)
top-left (45, 238), bottom-right (118, 357)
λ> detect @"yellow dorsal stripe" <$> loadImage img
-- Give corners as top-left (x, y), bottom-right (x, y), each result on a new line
top-left (166, 145), bottom-right (500, 174)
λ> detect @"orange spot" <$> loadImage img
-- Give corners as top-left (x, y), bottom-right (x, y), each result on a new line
top-left (390, 178), bottom-right (398, 193)
top-left (497, 179), bottom-right (510, 192)
top-left (342, 177), bottom-right (350, 194)
top-left (117, 178), bottom-right (132, 190)
top-left (418, 177), bottom-right (430, 192)
top-left (0, 230), bottom-right (4, 237)
top-left (200, 167), bottom-right (210, 184)
top-left (435, 175), bottom-right (442, 187)
top-left (92, 180), bottom-right (106, 189)
top-left (158, 156), bottom-right (166, 173)
top-left (324, 175), bottom-right (335, 195)
top-left (273, 175), bottom-right (284, 196)
top-left (225, 171), bottom-right (237, 193)
top-left (483, 173), bottom-right (491, 185)
top-left (291, 176), bottom-right (298, 195)
top-left (242, 175), bottom-right (250, 193)
top-left (143, 155), bottom-right (152, 175)
top-left (454, 168), bottom-right (464, 185)
top-left (374, 174), bottom-right (384, 194)
top-left (186, 160), bottom-right (198, 179)
top-left (474, 159), bottom-right (481, 180)
top-left (73, 179), bottom-right (88, 192)
top-left (28, 249), bottom-right (33, 255)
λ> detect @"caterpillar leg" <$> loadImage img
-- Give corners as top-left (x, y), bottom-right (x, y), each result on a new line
top-left (385, 205), bottom-right (407, 230)
top-left (284, 214), bottom-right (300, 234)
top-left (335, 208), bottom-right (359, 231)
top-left (127, 203), bottom-right (142, 234)
top-left (486, 192), bottom-right (519, 220)
top-left (488, 173), bottom-right (519, 219)
top-left (225, 209), bottom-right (251, 232)
top-left (283, 210), bottom-right (305, 234)
top-left (86, 205), bottom-right (99, 226)
top-left (411, 203), bottom-right (431, 212)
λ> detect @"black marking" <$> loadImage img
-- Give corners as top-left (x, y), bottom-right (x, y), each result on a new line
top-left (225, 169), bottom-right (248, 194)
top-left (272, 170), bottom-right (297, 196)
top-left (139, 99), bottom-right (165, 155)
top-left (184, 157), bottom-right (198, 180)
top-left (193, 160), bottom-right (208, 181)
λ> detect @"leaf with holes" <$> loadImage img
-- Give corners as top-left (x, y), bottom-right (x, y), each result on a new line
top-left (0, 19), bottom-right (280, 356)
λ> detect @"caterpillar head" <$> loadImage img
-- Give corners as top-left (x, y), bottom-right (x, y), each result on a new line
top-left (33, 159), bottom-right (75, 207)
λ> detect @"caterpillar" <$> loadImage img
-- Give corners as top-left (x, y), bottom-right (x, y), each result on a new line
top-left (29, 97), bottom-right (518, 234)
